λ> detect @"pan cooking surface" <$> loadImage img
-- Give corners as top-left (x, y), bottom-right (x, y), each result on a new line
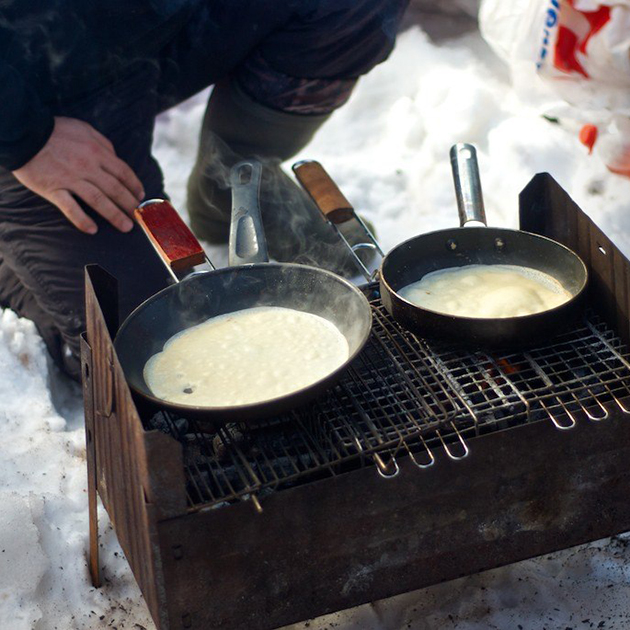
top-left (143, 306), bottom-right (349, 407)
top-left (398, 263), bottom-right (573, 318)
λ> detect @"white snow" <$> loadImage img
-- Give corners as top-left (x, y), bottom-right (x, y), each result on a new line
top-left (3, 22), bottom-right (630, 630)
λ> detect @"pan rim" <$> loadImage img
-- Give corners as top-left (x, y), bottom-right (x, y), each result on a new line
top-left (379, 225), bottom-right (589, 323)
top-left (114, 261), bottom-right (373, 414)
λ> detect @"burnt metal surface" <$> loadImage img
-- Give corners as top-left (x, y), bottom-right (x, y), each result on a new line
top-left (85, 174), bottom-right (630, 630)
top-left (157, 410), bottom-right (630, 630)
top-left (85, 265), bottom-right (188, 630)
top-left (520, 173), bottom-right (630, 347)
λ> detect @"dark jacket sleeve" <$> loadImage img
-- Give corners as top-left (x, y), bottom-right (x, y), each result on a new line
top-left (0, 61), bottom-right (54, 171)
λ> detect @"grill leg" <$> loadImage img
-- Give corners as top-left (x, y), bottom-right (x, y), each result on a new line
top-left (81, 333), bottom-right (101, 587)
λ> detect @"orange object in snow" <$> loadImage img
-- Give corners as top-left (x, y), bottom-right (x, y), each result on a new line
top-left (579, 124), bottom-right (598, 154)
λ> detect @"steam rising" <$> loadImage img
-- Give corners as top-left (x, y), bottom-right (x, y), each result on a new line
top-left (168, 263), bottom-right (371, 357)
top-left (193, 129), bottom-right (367, 278)
top-left (132, 128), bottom-right (376, 380)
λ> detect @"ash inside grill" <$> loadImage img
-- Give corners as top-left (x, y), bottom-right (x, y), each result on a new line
top-left (143, 284), bottom-right (630, 513)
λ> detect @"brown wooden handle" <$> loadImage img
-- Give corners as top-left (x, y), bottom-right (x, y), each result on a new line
top-left (292, 160), bottom-right (355, 224)
top-left (134, 200), bottom-right (206, 273)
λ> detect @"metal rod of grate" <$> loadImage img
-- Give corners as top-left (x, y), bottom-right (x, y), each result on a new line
top-left (145, 286), bottom-right (630, 512)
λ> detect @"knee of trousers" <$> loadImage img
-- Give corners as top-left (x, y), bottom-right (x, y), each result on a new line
top-left (256, 0), bottom-right (410, 80)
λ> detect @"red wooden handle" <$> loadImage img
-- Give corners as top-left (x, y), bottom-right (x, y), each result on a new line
top-left (135, 200), bottom-right (206, 272)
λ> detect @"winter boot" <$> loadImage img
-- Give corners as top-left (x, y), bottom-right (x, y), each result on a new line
top-left (186, 79), bottom-right (375, 276)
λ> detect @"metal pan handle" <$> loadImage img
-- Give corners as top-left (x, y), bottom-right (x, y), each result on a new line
top-left (450, 143), bottom-right (487, 227)
top-left (229, 160), bottom-right (269, 266)
top-left (292, 159), bottom-right (383, 280)
top-left (135, 199), bottom-right (213, 282)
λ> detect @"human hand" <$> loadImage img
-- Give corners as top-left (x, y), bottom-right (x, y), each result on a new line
top-left (12, 116), bottom-right (144, 234)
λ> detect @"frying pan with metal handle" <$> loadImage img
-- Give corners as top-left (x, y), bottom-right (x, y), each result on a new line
top-left (294, 144), bottom-right (589, 347)
top-left (113, 160), bottom-right (372, 426)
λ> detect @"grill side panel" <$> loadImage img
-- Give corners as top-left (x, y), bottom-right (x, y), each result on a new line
top-left (85, 266), bottom-right (188, 630)
top-left (520, 173), bottom-right (630, 347)
top-left (156, 410), bottom-right (630, 630)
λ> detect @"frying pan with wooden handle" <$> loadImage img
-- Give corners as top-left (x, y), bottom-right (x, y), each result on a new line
top-left (294, 144), bottom-right (588, 347)
top-left (113, 160), bottom-right (372, 426)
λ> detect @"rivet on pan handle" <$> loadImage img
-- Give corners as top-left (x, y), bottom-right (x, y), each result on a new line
top-left (450, 143), bottom-right (488, 227)
top-left (292, 159), bottom-right (384, 280)
top-left (135, 199), bottom-right (214, 282)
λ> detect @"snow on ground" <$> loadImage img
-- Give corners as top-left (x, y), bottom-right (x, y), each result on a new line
top-left (2, 23), bottom-right (630, 630)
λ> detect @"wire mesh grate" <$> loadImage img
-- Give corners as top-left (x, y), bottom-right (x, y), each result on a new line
top-left (143, 284), bottom-right (630, 511)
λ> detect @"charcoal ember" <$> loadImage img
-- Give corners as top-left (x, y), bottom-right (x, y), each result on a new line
top-left (212, 434), bottom-right (228, 460)
top-left (212, 425), bottom-right (250, 460)
top-left (147, 412), bottom-right (189, 436)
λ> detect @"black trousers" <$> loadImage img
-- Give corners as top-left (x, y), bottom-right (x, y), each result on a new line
top-left (0, 0), bottom-right (408, 378)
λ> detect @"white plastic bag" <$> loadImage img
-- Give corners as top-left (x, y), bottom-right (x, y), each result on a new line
top-left (480, 0), bottom-right (630, 174)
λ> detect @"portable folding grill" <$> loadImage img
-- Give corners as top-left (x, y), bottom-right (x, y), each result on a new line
top-left (82, 174), bottom-right (630, 630)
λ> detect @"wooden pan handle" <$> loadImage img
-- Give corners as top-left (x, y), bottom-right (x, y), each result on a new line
top-left (135, 200), bottom-right (206, 273)
top-left (292, 160), bottom-right (355, 225)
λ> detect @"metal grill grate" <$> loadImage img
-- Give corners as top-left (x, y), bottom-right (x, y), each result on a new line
top-left (144, 284), bottom-right (630, 512)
